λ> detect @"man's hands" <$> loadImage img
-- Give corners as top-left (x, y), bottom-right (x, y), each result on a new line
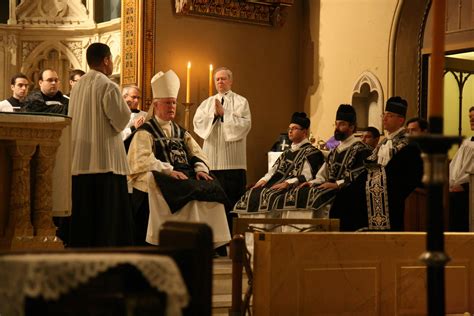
top-left (169, 170), bottom-right (188, 180)
top-left (271, 182), bottom-right (289, 190)
top-left (252, 180), bottom-right (289, 190)
top-left (133, 116), bottom-right (145, 129)
top-left (214, 98), bottom-right (224, 117)
top-left (169, 170), bottom-right (213, 181)
top-left (449, 184), bottom-right (465, 192)
top-left (298, 182), bottom-right (339, 190)
top-left (196, 171), bottom-right (213, 181)
top-left (316, 182), bottom-right (339, 190)
top-left (252, 179), bottom-right (267, 189)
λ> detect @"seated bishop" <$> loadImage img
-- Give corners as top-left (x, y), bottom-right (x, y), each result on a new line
top-left (272, 104), bottom-right (372, 215)
top-left (233, 112), bottom-right (325, 214)
top-left (127, 70), bottom-right (231, 247)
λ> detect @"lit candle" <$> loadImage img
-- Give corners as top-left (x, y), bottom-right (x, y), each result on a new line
top-left (209, 64), bottom-right (213, 97)
top-left (186, 61), bottom-right (191, 103)
top-left (428, 0), bottom-right (445, 131)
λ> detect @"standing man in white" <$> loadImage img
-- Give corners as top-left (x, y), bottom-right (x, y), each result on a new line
top-left (193, 67), bottom-right (251, 234)
top-left (68, 42), bottom-right (133, 247)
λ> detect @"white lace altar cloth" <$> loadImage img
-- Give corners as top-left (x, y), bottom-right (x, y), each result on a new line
top-left (0, 253), bottom-right (189, 316)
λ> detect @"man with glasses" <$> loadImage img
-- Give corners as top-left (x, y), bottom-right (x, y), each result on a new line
top-left (332, 96), bottom-right (423, 231)
top-left (233, 112), bottom-right (324, 214)
top-left (122, 85), bottom-right (146, 141)
top-left (270, 105), bottom-right (371, 216)
top-left (23, 68), bottom-right (69, 114)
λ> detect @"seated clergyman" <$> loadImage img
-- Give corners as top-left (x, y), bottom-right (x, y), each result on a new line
top-left (330, 96), bottom-right (423, 231)
top-left (127, 70), bottom-right (231, 247)
top-left (233, 112), bottom-right (325, 213)
top-left (272, 104), bottom-right (372, 214)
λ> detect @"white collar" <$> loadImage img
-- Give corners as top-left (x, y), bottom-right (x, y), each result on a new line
top-left (336, 134), bottom-right (358, 152)
top-left (154, 115), bottom-right (171, 127)
top-left (291, 138), bottom-right (310, 151)
top-left (217, 90), bottom-right (232, 99)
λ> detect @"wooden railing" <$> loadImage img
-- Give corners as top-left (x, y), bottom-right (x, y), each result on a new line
top-left (229, 234), bottom-right (253, 316)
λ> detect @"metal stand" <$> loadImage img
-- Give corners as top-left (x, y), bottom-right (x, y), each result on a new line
top-left (414, 132), bottom-right (460, 316)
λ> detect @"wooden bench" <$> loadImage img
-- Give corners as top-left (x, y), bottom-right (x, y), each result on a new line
top-left (233, 217), bottom-right (340, 236)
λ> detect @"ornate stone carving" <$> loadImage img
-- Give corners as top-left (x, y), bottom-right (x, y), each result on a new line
top-left (22, 41), bottom-right (42, 64)
top-left (32, 144), bottom-right (59, 237)
top-left (100, 33), bottom-right (121, 75)
top-left (122, 0), bottom-right (140, 86)
top-left (7, 143), bottom-right (37, 238)
top-left (143, 0), bottom-right (157, 111)
top-left (0, 114), bottom-right (70, 249)
top-left (61, 40), bottom-right (83, 65)
top-left (15, 0), bottom-right (89, 25)
top-left (7, 35), bottom-right (18, 66)
top-left (175, 0), bottom-right (290, 27)
top-left (0, 126), bottom-right (63, 140)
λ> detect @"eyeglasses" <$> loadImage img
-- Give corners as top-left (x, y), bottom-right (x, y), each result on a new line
top-left (44, 78), bottom-right (59, 83)
top-left (381, 112), bottom-right (402, 119)
top-left (288, 127), bottom-right (303, 132)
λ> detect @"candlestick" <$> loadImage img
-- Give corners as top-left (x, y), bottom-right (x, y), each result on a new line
top-left (209, 64), bottom-right (213, 97)
top-left (181, 102), bottom-right (194, 130)
top-left (186, 61), bottom-right (191, 103)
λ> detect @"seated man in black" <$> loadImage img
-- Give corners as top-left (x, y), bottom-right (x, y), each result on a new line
top-left (234, 112), bottom-right (325, 214)
top-left (273, 104), bottom-right (372, 215)
top-left (127, 70), bottom-right (230, 247)
top-left (23, 68), bottom-right (69, 114)
top-left (331, 96), bottom-right (423, 231)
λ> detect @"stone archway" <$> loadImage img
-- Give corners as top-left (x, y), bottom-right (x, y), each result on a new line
top-left (21, 41), bottom-right (84, 93)
top-left (351, 71), bottom-right (384, 132)
top-left (391, 0), bottom-right (431, 119)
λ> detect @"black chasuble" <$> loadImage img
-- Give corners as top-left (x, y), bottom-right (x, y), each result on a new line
top-left (275, 139), bottom-right (371, 212)
top-left (331, 130), bottom-right (423, 231)
top-left (233, 142), bottom-right (324, 213)
top-left (140, 118), bottom-right (228, 213)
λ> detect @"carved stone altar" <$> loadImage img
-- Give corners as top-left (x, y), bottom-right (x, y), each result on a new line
top-left (0, 113), bottom-right (71, 249)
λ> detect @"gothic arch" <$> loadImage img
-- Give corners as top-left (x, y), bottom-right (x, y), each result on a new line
top-left (21, 40), bottom-right (83, 91)
top-left (391, 0), bottom-right (431, 119)
top-left (351, 71), bottom-right (384, 131)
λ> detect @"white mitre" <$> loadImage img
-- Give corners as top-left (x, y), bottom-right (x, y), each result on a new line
top-left (151, 70), bottom-right (180, 99)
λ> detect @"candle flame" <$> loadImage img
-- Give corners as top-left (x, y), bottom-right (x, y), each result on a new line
top-left (210, 64), bottom-right (213, 71)
top-left (187, 61), bottom-right (191, 69)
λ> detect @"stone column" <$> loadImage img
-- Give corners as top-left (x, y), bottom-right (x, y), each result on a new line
top-left (8, 0), bottom-right (17, 25)
top-left (7, 142), bottom-right (36, 238)
top-left (32, 144), bottom-right (59, 237)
